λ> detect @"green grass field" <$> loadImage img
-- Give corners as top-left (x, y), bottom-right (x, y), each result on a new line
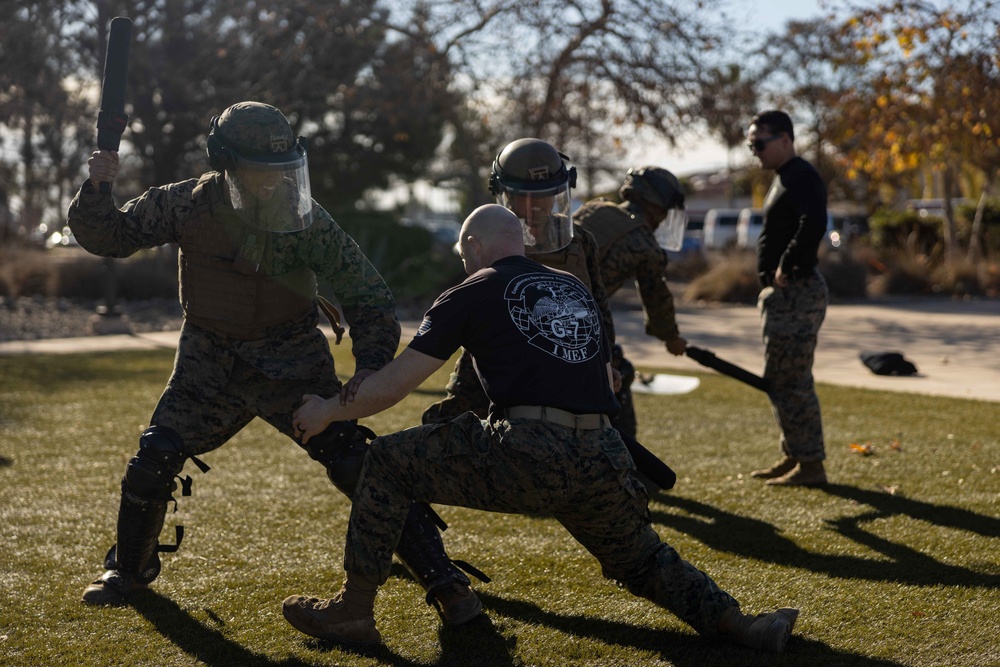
top-left (1, 345), bottom-right (997, 667)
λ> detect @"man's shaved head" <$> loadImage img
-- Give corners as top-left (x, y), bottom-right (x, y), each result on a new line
top-left (458, 204), bottom-right (525, 274)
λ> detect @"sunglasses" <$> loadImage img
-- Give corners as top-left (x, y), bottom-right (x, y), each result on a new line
top-left (747, 134), bottom-right (783, 153)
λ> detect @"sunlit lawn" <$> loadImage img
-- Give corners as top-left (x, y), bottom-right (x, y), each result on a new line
top-left (0, 344), bottom-right (997, 667)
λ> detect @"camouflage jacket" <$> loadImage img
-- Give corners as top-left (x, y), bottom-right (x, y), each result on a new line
top-left (67, 175), bottom-right (400, 373)
top-left (575, 200), bottom-right (679, 342)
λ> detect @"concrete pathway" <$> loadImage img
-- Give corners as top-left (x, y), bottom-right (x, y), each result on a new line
top-left (2, 298), bottom-right (998, 403)
top-left (614, 298), bottom-right (1000, 403)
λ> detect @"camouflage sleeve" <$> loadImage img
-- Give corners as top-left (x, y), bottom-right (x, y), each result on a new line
top-left (308, 207), bottom-right (401, 371)
top-left (67, 178), bottom-right (196, 257)
top-left (627, 228), bottom-right (681, 342)
top-left (576, 225), bottom-right (616, 345)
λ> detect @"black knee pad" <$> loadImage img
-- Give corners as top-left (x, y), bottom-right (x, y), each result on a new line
top-left (123, 425), bottom-right (187, 501)
top-left (302, 421), bottom-right (373, 497)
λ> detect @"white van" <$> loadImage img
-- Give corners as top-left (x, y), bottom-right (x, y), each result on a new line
top-left (702, 208), bottom-right (741, 249)
top-left (736, 208), bottom-right (763, 248)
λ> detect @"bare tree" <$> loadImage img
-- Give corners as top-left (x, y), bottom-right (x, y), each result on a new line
top-left (377, 0), bottom-right (731, 200)
top-left (0, 0), bottom-right (93, 239)
top-left (698, 64), bottom-right (758, 206)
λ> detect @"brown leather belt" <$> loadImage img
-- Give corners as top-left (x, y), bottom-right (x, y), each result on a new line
top-left (504, 406), bottom-right (609, 430)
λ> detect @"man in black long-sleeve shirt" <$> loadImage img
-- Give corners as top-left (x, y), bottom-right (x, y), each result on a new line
top-left (745, 110), bottom-right (828, 486)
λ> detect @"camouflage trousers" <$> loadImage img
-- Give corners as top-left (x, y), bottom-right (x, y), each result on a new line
top-left (345, 411), bottom-right (739, 635)
top-left (151, 325), bottom-right (341, 454)
top-left (758, 270), bottom-right (828, 462)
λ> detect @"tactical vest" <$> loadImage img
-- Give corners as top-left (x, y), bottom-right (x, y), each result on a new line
top-left (532, 232), bottom-right (591, 290)
top-left (575, 201), bottom-right (643, 263)
top-left (178, 173), bottom-right (316, 339)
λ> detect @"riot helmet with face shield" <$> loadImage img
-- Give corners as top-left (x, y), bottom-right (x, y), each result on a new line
top-left (489, 138), bottom-right (577, 253)
top-left (206, 102), bottom-right (313, 232)
top-left (620, 166), bottom-right (688, 251)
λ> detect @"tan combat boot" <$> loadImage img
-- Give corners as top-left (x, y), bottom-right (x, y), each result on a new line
top-left (750, 456), bottom-right (797, 479)
top-left (282, 575), bottom-right (381, 646)
top-left (766, 460), bottom-right (827, 486)
top-left (718, 606), bottom-right (799, 653)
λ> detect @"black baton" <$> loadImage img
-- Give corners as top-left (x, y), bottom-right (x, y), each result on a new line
top-left (619, 432), bottom-right (676, 490)
top-left (96, 17), bottom-right (132, 194)
top-left (685, 345), bottom-right (771, 394)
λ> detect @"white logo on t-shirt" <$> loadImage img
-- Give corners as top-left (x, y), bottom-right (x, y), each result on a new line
top-left (505, 272), bottom-right (601, 362)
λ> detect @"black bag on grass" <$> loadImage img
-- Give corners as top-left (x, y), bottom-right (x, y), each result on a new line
top-left (860, 351), bottom-right (918, 376)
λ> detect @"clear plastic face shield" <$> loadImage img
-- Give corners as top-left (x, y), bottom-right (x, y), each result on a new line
top-left (227, 143), bottom-right (314, 233)
top-left (496, 183), bottom-right (574, 254)
top-left (654, 207), bottom-right (689, 251)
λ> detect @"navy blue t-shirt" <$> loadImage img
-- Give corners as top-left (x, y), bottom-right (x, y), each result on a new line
top-left (409, 255), bottom-right (619, 418)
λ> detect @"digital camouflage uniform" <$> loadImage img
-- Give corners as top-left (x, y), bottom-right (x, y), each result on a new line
top-left (757, 155), bottom-right (829, 464)
top-left (69, 169), bottom-right (475, 607)
top-left (350, 413), bottom-right (737, 635)
top-left (576, 199), bottom-right (681, 439)
top-left (759, 274), bottom-right (827, 461)
top-left (69, 173), bottom-right (400, 454)
top-left (420, 224), bottom-right (615, 424)
top-left (346, 257), bottom-right (739, 638)
top-left (69, 173), bottom-right (398, 449)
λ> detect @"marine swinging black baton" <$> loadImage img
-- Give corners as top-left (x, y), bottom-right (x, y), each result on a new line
top-left (96, 16), bottom-right (132, 195)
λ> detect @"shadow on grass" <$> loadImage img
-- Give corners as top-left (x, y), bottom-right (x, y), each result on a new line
top-left (132, 588), bottom-right (512, 667)
top-left (649, 484), bottom-right (1000, 588)
top-left (0, 454), bottom-right (13, 467)
top-left (132, 592), bottom-right (314, 667)
top-left (477, 590), bottom-right (907, 667)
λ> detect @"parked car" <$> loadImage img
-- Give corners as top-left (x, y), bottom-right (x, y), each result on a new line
top-left (736, 208), bottom-right (763, 248)
top-left (702, 208), bottom-right (741, 249)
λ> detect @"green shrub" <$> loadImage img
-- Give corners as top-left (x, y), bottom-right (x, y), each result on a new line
top-left (868, 207), bottom-right (939, 253)
top-left (333, 210), bottom-right (466, 308)
top-left (954, 197), bottom-right (1000, 256)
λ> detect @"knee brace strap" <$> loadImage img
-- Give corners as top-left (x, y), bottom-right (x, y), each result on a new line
top-left (302, 421), bottom-right (376, 496)
top-left (124, 425), bottom-right (209, 501)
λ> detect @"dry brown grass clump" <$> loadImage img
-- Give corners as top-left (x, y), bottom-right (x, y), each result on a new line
top-left (0, 245), bottom-right (59, 297)
top-left (929, 258), bottom-right (1000, 298)
top-left (683, 250), bottom-right (759, 304)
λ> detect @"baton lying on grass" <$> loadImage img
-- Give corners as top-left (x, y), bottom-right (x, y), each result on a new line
top-left (685, 345), bottom-right (771, 394)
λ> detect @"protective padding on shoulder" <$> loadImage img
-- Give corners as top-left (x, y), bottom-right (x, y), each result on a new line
top-left (123, 425), bottom-right (187, 501)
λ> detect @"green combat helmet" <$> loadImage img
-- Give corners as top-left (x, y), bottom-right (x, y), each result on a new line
top-left (490, 138), bottom-right (577, 253)
top-left (206, 101), bottom-right (313, 232)
top-left (620, 166), bottom-right (688, 251)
